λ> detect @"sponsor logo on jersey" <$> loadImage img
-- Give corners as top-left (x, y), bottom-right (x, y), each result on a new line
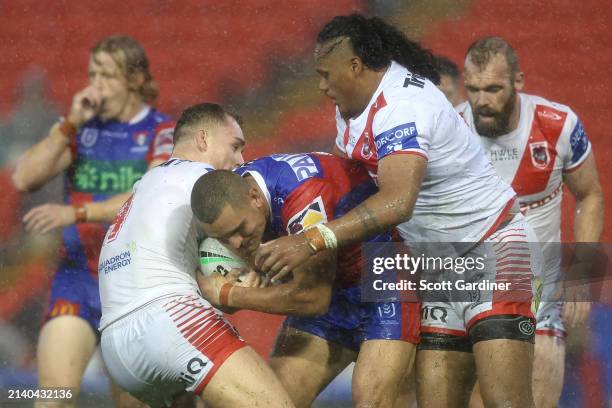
top-left (80, 128), bottom-right (99, 148)
top-left (374, 122), bottom-right (420, 158)
top-left (403, 72), bottom-right (426, 88)
top-left (286, 196), bottom-right (328, 234)
top-left (272, 154), bottom-right (319, 182)
top-left (489, 147), bottom-right (519, 162)
top-left (98, 250), bottom-right (132, 274)
top-left (529, 141), bottom-right (550, 169)
top-left (73, 160), bottom-right (146, 194)
top-left (133, 131), bottom-right (148, 146)
top-left (101, 130), bottom-right (128, 139)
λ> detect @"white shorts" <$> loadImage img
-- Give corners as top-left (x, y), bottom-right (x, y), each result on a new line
top-left (421, 213), bottom-right (541, 337)
top-left (535, 300), bottom-right (564, 337)
top-left (533, 253), bottom-right (566, 338)
top-left (101, 294), bottom-right (246, 408)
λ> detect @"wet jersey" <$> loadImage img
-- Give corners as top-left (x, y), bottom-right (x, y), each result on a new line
top-left (334, 61), bottom-right (515, 249)
top-left (235, 153), bottom-right (389, 287)
top-left (98, 159), bottom-right (214, 330)
top-left (456, 93), bottom-right (591, 245)
top-left (63, 107), bottom-right (174, 277)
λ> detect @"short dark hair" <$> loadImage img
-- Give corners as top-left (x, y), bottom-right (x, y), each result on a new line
top-left (174, 103), bottom-right (241, 144)
top-left (317, 13), bottom-right (439, 84)
top-left (465, 37), bottom-right (520, 76)
top-left (191, 170), bottom-right (249, 224)
top-left (433, 55), bottom-right (460, 80)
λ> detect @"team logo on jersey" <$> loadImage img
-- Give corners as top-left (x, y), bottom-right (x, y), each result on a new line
top-left (529, 141), bottom-right (550, 169)
top-left (286, 196), bottom-right (328, 234)
top-left (80, 128), bottom-right (99, 148)
top-left (133, 131), bottom-right (148, 146)
top-left (361, 131), bottom-right (374, 160)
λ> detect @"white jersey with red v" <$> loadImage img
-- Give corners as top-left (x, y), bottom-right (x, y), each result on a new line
top-left (457, 93), bottom-right (591, 244)
top-left (335, 61), bottom-right (515, 249)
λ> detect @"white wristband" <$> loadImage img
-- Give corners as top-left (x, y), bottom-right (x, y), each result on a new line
top-left (315, 224), bottom-right (338, 250)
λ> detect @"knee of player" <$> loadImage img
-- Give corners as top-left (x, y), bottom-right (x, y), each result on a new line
top-left (352, 386), bottom-right (392, 408)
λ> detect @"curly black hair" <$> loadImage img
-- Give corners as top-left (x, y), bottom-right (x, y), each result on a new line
top-left (317, 14), bottom-right (439, 84)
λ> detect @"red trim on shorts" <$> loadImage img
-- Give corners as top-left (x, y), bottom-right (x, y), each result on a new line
top-left (466, 301), bottom-right (533, 331)
top-left (421, 325), bottom-right (468, 338)
top-left (164, 297), bottom-right (247, 396)
top-left (535, 328), bottom-right (566, 339)
top-left (194, 335), bottom-right (246, 395)
top-left (401, 302), bottom-right (421, 344)
top-left (479, 198), bottom-right (516, 242)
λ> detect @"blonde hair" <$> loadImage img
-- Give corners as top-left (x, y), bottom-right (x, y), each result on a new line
top-left (91, 35), bottom-right (159, 103)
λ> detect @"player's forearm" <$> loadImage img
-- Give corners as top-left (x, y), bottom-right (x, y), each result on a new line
top-left (228, 283), bottom-right (330, 316)
top-left (326, 190), bottom-right (412, 247)
top-left (84, 192), bottom-right (132, 223)
top-left (574, 192), bottom-right (604, 242)
top-left (12, 123), bottom-right (70, 192)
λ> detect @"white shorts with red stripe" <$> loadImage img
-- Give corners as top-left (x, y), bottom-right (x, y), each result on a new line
top-left (536, 301), bottom-right (565, 338)
top-left (421, 214), bottom-right (541, 337)
top-left (533, 255), bottom-right (566, 338)
top-left (101, 294), bottom-right (246, 408)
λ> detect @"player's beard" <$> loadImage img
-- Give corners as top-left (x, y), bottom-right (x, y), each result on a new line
top-left (474, 88), bottom-right (517, 138)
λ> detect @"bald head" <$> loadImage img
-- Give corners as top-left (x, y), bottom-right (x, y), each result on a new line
top-left (191, 170), bottom-right (250, 226)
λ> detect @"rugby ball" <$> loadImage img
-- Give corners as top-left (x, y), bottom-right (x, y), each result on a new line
top-left (199, 237), bottom-right (248, 282)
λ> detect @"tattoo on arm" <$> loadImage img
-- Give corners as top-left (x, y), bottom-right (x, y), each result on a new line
top-left (355, 204), bottom-right (383, 235)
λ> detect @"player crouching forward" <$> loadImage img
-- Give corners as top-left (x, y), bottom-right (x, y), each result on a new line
top-left (98, 103), bottom-right (293, 408)
top-left (191, 153), bottom-right (420, 408)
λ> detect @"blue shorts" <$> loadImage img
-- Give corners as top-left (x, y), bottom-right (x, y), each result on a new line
top-left (43, 261), bottom-right (101, 336)
top-left (284, 286), bottom-right (419, 351)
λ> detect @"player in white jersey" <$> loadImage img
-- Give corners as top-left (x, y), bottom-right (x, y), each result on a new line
top-left (98, 103), bottom-right (294, 408)
top-left (458, 37), bottom-right (604, 408)
top-left (255, 14), bottom-right (542, 407)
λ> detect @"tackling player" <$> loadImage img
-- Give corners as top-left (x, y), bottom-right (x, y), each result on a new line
top-left (12, 36), bottom-right (174, 408)
top-left (190, 153), bottom-right (418, 408)
top-left (98, 103), bottom-right (294, 408)
top-left (254, 14), bottom-right (542, 407)
top-left (458, 36), bottom-right (604, 407)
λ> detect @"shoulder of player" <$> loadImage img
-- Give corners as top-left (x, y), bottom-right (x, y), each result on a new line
top-left (373, 89), bottom-right (444, 131)
top-left (454, 100), bottom-right (470, 114)
top-left (148, 159), bottom-right (213, 188)
top-left (522, 93), bottom-right (577, 123)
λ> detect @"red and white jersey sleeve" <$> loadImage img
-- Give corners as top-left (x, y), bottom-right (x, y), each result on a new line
top-left (335, 61), bottom-right (515, 247)
top-left (98, 159), bottom-right (214, 330)
top-left (457, 93), bottom-right (592, 246)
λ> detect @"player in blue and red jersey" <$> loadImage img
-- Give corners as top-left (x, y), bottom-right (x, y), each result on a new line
top-left (191, 153), bottom-right (419, 408)
top-left (12, 36), bottom-right (173, 407)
